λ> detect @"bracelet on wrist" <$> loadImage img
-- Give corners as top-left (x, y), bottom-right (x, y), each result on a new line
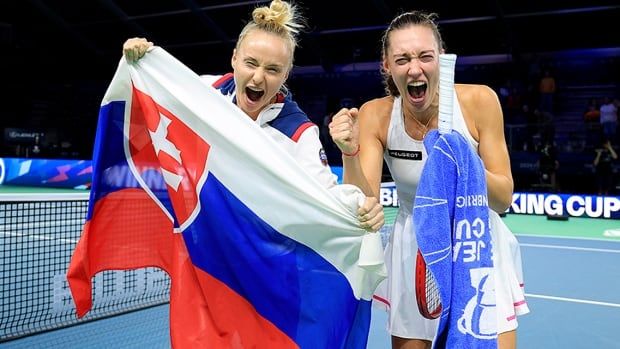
top-left (342, 144), bottom-right (360, 157)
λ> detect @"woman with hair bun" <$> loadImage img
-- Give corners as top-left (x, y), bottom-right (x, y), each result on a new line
top-left (122, 1), bottom-right (384, 230)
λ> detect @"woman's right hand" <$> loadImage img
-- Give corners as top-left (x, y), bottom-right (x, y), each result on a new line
top-left (358, 196), bottom-right (384, 232)
top-left (122, 37), bottom-right (153, 62)
top-left (329, 107), bottom-right (360, 156)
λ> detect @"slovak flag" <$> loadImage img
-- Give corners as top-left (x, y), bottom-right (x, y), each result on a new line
top-left (66, 48), bottom-right (385, 348)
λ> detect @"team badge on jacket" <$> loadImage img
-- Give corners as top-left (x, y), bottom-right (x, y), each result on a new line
top-left (319, 148), bottom-right (329, 166)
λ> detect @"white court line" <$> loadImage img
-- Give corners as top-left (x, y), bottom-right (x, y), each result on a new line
top-left (516, 233), bottom-right (620, 243)
top-left (0, 219), bottom-right (85, 230)
top-left (0, 192), bottom-right (89, 201)
top-left (519, 243), bottom-right (620, 253)
top-left (0, 231), bottom-right (78, 244)
top-left (526, 293), bottom-right (620, 308)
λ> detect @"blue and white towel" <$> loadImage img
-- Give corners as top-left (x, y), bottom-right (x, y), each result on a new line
top-left (413, 129), bottom-right (497, 349)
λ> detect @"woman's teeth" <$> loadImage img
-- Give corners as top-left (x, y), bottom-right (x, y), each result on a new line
top-left (407, 82), bottom-right (427, 98)
top-left (246, 87), bottom-right (264, 102)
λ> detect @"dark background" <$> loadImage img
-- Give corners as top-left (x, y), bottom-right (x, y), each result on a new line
top-left (3, 1), bottom-right (618, 73)
top-left (1, 1), bottom-right (619, 192)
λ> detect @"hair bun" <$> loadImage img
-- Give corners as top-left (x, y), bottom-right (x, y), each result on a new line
top-left (252, 0), bottom-right (301, 34)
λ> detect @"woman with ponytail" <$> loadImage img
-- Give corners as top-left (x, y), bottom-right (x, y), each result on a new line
top-left (329, 11), bottom-right (529, 349)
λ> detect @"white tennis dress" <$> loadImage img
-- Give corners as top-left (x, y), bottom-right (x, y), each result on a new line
top-left (373, 95), bottom-right (530, 340)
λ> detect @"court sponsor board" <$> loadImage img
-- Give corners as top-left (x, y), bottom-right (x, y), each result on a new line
top-left (379, 182), bottom-right (399, 207)
top-left (378, 184), bottom-right (620, 219)
top-left (0, 157), bottom-right (92, 189)
top-left (510, 192), bottom-right (620, 219)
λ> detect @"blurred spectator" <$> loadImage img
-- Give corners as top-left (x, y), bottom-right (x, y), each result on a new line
top-left (538, 69), bottom-right (556, 113)
top-left (23, 135), bottom-right (43, 158)
top-left (599, 96), bottom-right (619, 143)
top-left (594, 137), bottom-right (618, 195)
top-left (584, 98), bottom-right (600, 122)
top-left (538, 138), bottom-right (559, 192)
top-left (584, 98), bottom-right (602, 148)
top-left (32, 135), bottom-right (41, 157)
top-left (500, 82), bottom-right (524, 122)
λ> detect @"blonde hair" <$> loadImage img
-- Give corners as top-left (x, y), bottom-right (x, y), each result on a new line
top-left (236, 0), bottom-right (304, 69)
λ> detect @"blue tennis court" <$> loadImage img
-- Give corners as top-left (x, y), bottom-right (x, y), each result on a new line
top-left (517, 235), bottom-right (620, 348)
top-left (2, 191), bottom-right (620, 348)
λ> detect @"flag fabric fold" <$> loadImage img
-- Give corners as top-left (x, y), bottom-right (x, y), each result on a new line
top-left (67, 47), bottom-right (385, 348)
top-left (413, 129), bottom-right (497, 348)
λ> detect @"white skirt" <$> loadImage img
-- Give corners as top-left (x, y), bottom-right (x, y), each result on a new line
top-left (373, 208), bottom-right (530, 339)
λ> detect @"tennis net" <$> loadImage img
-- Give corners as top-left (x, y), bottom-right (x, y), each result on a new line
top-left (0, 193), bottom-right (171, 342)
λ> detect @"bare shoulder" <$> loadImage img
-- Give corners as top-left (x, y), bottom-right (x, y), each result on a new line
top-left (359, 96), bottom-right (394, 120)
top-left (456, 84), bottom-right (502, 137)
top-left (455, 84), bottom-right (499, 108)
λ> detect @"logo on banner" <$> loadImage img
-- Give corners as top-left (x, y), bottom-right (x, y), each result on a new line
top-left (128, 87), bottom-right (211, 229)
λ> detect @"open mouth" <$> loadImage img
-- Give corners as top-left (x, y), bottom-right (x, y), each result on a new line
top-left (246, 86), bottom-right (264, 102)
top-left (407, 81), bottom-right (427, 99)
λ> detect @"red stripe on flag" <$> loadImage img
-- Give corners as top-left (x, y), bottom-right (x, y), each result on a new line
top-left (130, 86), bottom-right (210, 227)
top-left (178, 263), bottom-right (298, 348)
top-left (67, 188), bottom-right (297, 347)
top-left (67, 189), bottom-right (176, 317)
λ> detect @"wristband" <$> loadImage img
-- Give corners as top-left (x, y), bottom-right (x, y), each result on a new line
top-left (342, 144), bottom-right (360, 157)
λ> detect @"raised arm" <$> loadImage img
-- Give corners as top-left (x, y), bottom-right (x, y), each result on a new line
top-left (122, 37), bottom-right (154, 62)
top-left (329, 99), bottom-right (389, 199)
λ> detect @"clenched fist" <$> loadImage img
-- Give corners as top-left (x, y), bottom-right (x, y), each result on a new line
top-left (122, 37), bottom-right (153, 62)
top-left (329, 107), bottom-right (359, 156)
